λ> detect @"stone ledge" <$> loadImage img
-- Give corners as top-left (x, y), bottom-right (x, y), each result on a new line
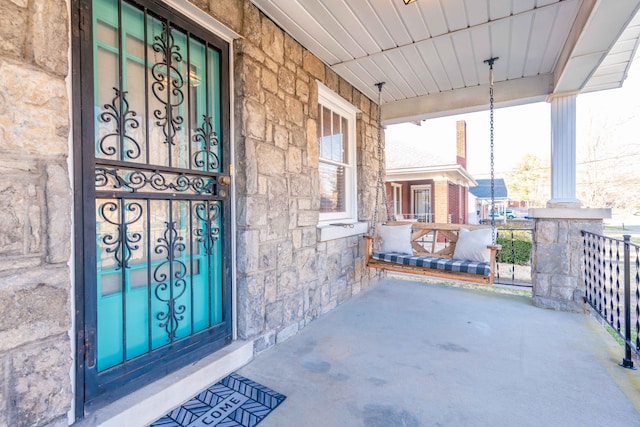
top-left (528, 207), bottom-right (611, 220)
top-left (317, 221), bottom-right (368, 242)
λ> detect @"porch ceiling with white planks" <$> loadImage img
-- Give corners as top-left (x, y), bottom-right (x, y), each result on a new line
top-left (250, 0), bottom-right (640, 124)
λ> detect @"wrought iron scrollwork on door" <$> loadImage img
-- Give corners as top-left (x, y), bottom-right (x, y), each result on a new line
top-left (98, 88), bottom-right (141, 160)
top-left (151, 22), bottom-right (184, 150)
top-left (153, 220), bottom-right (187, 342)
top-left (95, 167), bottom-right (218, 195)
top-left (193, 115), bottom-right (220, 171)
top-left (98, 201), bottom-right (143, 270)
top-left (194, 202), bottom-right (221, 256)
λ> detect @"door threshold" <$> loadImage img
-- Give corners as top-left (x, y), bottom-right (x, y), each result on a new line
top-left (75, 340), bottom-right (254, 426)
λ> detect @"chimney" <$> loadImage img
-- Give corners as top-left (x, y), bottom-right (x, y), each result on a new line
top-left (456, 120), bottom-right (467, 169)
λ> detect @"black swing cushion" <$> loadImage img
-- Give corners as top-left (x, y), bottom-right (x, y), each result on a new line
top-left (371, 252), bottom-right (492, 276)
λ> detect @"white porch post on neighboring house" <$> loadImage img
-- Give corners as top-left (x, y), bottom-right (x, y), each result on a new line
top-left (527, 93), bottom-right (610, 312)
top-left (548, 94), bottom-right (581, 207)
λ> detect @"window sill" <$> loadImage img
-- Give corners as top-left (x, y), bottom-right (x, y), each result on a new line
top-left (317, 221), bottom-right (368, 242)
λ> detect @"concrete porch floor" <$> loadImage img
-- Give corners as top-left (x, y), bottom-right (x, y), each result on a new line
top-left (238, 278), bottom-right (640, 427)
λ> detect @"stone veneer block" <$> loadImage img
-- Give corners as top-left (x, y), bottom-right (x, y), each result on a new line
top-left (30, 0), bottom-right (69, 76)
top-left (535, 220), bottom-right (558, 244)
top-left (265, 300), bottom-right (283, 329)
top-left (0, 62), bottom-right (68, 156)
top-left (277, 240), bottom-right (294, 267)
top-left (277, 268), bottom-right (299, 296)
top-left (0, 159), bottom-right (42, 257)
top-left (236, 229), bottom-right (260, 274)
top-left (45, 162), bottom-right (71, 264)
top-left (285, 95), bottom-right (304, 127)
top-left (239, 56), bottom-right (263, 99)
top-left (260, 17), bottom-right (284, 64)
top-left (290, 173), bottom-right (312, 196)
top-left (297, 210), bottom-right (319, 227)
top-left (261, 67), bottom-right (278, 94)
top-left (244, 99), bottom-right (267, 140)
top-left (302, 225), bottom-right (317, 248)
top-left (256, 144), bottom-right (285, 175)
top-left (208, 0), bottom-right (242, 32)
top-left (278, 67), bottom-right (296, 95)
top-left (240, 196), bottom-right (268, 227)
top-left (296, 78), bottom-right (310, 103)
top-left (0, 0), bottom-right (27, 59)
top-left (0, 267), bottom-right (69, 352)
top-left (276, 322), bottom-right (299, 344)
top-left (236, 276), bottom-right (265, 339)
top-left (302, 49), bottom-right (324, 80)
top-left (295, 248), bottom-right (318, 281)
top-left (282, 292), bottom-right (304, 322)
top-left (530, 208), bottom-right (607, 312)
top-left (10, 338), bottom-right (72, 427)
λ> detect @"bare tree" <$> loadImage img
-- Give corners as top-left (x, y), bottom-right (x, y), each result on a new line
top-left (576, 108), bottom-right (640, 209)
top-left (507, 154), bottom-right (550, 207)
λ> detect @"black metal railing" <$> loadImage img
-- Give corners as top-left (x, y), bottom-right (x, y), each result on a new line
top-left (582, 231), bottom-right (639, 368)
top-left (495, 227), bottom-right (533, 287)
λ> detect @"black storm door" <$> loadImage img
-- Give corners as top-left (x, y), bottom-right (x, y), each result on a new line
top-left (75, 0), bottom-right (232, 412)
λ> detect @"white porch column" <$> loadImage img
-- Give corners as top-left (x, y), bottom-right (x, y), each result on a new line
top-left (548, 94), bottom-right (581, 207)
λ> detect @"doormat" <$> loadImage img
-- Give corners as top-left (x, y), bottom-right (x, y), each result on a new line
top-left (149, 373), bottom-right (286, 427)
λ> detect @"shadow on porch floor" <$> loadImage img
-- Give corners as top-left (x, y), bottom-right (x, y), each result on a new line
top-left (238, 278), bottom-right (640, 427)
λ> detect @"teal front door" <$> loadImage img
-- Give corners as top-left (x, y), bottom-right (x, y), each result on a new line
top-left (75, 0), bottom-right (232, 413)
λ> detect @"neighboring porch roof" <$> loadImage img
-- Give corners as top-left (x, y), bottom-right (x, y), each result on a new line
top-left (386, 164), bottom-right (477, 187)
top-left (470, 178), bottom-right (509, 200)
top-left (385, 131), bottom-right (476, 186)
top-left (250, 0), bottom-right (640, 125)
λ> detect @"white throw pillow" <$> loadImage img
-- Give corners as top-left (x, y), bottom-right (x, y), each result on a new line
top-left (453, 227), bottom-right (492, 263)
top-left (378, 224), bottom-right (414, 255)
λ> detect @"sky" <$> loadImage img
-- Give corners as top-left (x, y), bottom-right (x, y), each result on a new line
top-left (385, 59), bottom-right (640, 179)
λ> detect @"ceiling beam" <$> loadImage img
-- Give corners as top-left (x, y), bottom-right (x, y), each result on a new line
top-left (381, 74), bottom-right (554, 125)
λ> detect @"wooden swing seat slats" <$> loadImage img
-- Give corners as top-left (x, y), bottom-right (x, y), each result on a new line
top-left (365, 222), bottom-right (501, 285)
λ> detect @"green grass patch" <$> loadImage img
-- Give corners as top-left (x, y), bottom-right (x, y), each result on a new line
top-left (603, 226), bottom-right (640, 245)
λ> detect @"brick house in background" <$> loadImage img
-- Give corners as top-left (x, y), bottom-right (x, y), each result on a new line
top-left (385, 121), bottom-right (476, 224)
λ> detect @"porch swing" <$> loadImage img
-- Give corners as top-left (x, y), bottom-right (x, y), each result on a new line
top-left (364, 58), bottom-right (502, 285)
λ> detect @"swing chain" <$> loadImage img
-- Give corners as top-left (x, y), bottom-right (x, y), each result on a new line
top-left (484, 57), bottom-right (499, 245)
top-left (490, 83), bottom-right (496, 243)
top-left (372, 82), bottom-right (386, 236)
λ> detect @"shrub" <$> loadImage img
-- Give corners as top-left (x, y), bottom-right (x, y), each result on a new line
top-left (496, 234), bottom-right (532, 265)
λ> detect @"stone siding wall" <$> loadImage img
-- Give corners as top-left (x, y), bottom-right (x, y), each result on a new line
top-left (531, 217), bottom-right (603, 311)
top-left (0, 0), bottom-right (72, 426)
top-left (214, 1), bottom-right (384, 352)
top-left (0, 0), bottom-right (384, 424)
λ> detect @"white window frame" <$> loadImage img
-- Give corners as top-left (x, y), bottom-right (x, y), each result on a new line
top-left (411, 184), bottom-right (432, 222)
top-left (317, 82), bottom-right (359, 225)
top-left (391, 183), bottom-right (403, 218)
